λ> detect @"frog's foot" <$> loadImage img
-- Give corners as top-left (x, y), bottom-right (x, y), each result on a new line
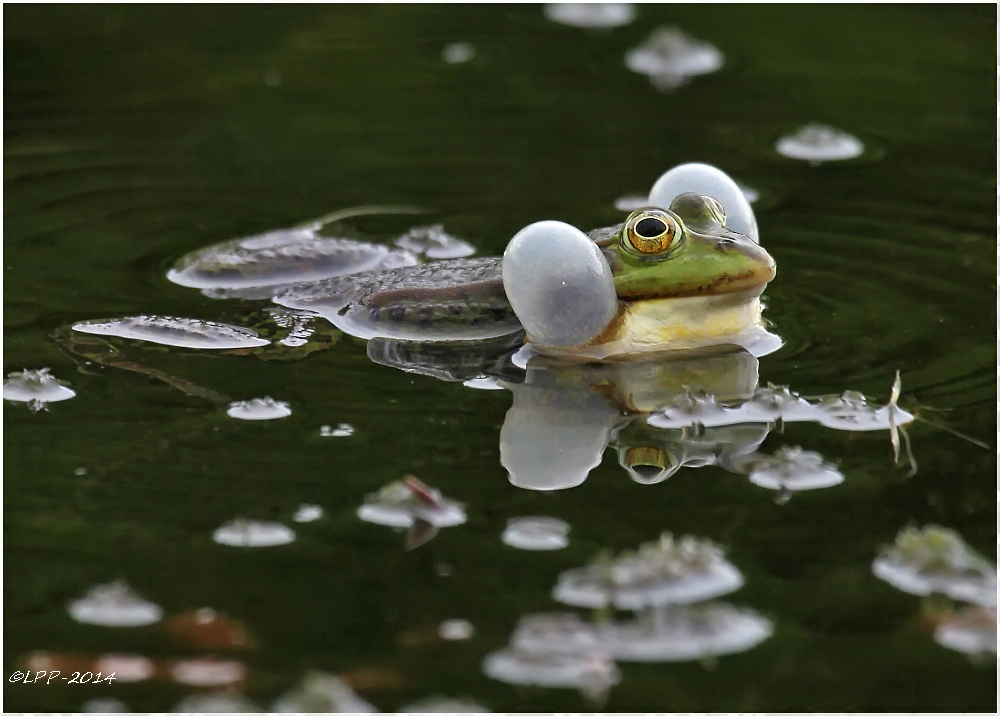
top-left (502, 220), bottom-right (619, 351)
top-left (50, 325), bottom-right (232, 407)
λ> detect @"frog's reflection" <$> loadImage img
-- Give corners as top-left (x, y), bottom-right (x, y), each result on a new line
top-left (370, 336), bottom-right (912, 492)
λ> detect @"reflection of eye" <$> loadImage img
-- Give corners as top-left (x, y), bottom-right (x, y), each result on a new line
top-left (625, 210), bottom-right (678, 254)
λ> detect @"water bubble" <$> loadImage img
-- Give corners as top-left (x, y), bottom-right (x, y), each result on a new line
top-left (502, 516), bottom-right (571, 550)
top-left (776, 123), bottom-right (864, 163)
top-left (545, 3), bottom-right (636, 29)
top-left (227, 397), bottom-right (292, 421)
top-left (483, 648), bottom-right (620, 693)
top-left (625, 27), bottom-right (724, 90)
top-left (212, 518), bottom-right (296, 547)
top-left (74, 467), bottom-right (88, 476)
top-left (67, 580), bottom-right (163, 627)
top-left (442, 42), bottom-right (476, 64)
top-left (3, 368), bottom-right (76, 409)
top-left (462, 376), bottom-right (505, 390)
top-left (293, 504), bottom-right (324, 523)
top-left (73, 315), bottom-right (271, 350)
top-left (748, 446), bottom-right (844, 492)
top-left (438, 618), bottom-right (475, 640)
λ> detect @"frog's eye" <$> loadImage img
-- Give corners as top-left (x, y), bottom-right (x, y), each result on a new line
top-left (704, 195), bottom-right (726, 222)
top-left (624, 210), bottom-right (678, 254)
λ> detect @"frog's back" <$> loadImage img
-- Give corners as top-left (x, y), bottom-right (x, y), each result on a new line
top-left (274, 257), bottom-right (521, 341)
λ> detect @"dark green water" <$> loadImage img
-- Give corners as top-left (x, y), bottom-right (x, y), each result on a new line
top-left (4, 4), bottom-right (996, 712)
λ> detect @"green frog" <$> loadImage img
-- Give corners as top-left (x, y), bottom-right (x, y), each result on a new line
top-left (53, 163), bottom-right (777, 398)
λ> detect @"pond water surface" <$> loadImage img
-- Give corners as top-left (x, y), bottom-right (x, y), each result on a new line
top-left (4, 5), bottom-right (996, 713)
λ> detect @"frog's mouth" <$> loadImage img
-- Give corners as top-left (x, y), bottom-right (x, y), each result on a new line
top-left (609, 239), bottom-right (776, 301)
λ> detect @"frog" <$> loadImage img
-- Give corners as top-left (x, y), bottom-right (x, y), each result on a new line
top-left (52, 163), bottom-right (777, 399)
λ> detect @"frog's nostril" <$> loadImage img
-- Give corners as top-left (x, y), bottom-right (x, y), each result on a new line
top-left (635, 217), bottom-right (667, 238)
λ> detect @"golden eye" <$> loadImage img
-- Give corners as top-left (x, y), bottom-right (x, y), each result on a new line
top-left (625, 210), bottom-right (678, 254)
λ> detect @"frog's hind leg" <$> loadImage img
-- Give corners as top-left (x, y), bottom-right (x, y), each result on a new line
top-left (50, 325), bottom-right (232, 407)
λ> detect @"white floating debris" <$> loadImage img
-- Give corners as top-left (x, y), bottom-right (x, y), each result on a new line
top-left (545, 3), bottom-right (636, 29)
top-left (212, 518), bottom-right (296, 547)
top-left (599, 602), bottom-right (773, 662)
top-left (625, 27), bottom-right (724, 90)
top-left (320, 422), bottom-right (354, 437)
top-left (227, 396), bottom-right (292, 421)
top-left (502, 516), bottom-right (571, 551)
top-left (72, 316), bottom-right (270, 349)
top-left (776, 124), bottom-right (864, 163)
top-left (3, 368), bottom-right (76, 409)
top-left (272, 671), bottom-right (377, 713)
top-left (462, 376), bottom-right (505, 390)
top-left (748, 446), bottom-right (844, 492)
top-left (814, 390), bottom-right (913, 431)
top-left (872, 525), bottom-right (996, 607)
top-left (483, 648), bottom-right (620, 692)
top-left (401, 696), bottom-right (490, 713)
top-left (439, 618), bottom-right (475, 641)
top-left (93, 653), bottom-right (155, 682)
top-left (293, 504), bottom-right (324, 523)
top-left (395, 224), bottom-right (476, 259)
top-left (442, 42), bottom-right (476, 64)
top-left (83, 698), bottom-right (128, 713)
top-left (553, 533), bottom-right (743, 610)
top-left (67, 580), bottom-right (163, 627)
top-left (357, 476), bottom-right (466, 528)
top-left (510, 613), bottom-right (603, 656)
top-left (170, 658), bottom-right (246, 686)
top-left (74, 467), bottom-right (88, 476)
top-left (174, 691), bottom-right (261, 713)
top-left (614, 194), bottom-right (649, 212)
top-left (934, 606), bottom-right (997, 655)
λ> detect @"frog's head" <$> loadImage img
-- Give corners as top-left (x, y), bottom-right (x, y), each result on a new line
top-left (502, 163), bottom-right (778, 357)
top-left (601, 194), bottom-right (774, 301)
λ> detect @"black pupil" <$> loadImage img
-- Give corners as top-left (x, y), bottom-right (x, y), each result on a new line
top-left (635, 217), bottom-right (667, 238)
